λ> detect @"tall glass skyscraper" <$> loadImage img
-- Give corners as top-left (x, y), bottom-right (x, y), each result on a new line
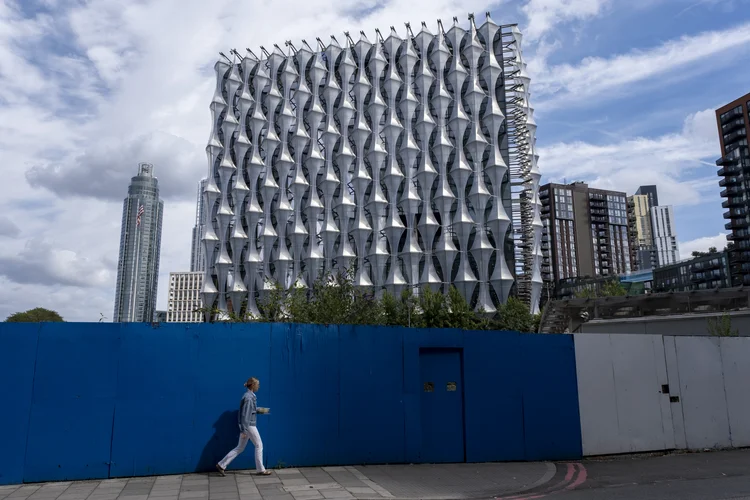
top-left (202, 15), bottom-right (541, 319)
top-left (113, 163), bottom-right (164, 322)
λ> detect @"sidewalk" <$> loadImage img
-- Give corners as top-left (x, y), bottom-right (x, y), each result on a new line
top-left (0, 462), bottom-right (558, 500)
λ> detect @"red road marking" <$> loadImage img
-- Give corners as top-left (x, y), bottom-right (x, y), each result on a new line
top-left (566, 463), bottom-right (587, 490)
top-left (496, 462), bottom-right (588, 500)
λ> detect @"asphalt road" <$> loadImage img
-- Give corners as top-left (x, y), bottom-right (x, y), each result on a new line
top-left (543, 449), bottom-right (750, 500)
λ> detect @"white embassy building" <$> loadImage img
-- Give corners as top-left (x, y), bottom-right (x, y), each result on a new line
top-left (201, 14), bottom-right (543, 319)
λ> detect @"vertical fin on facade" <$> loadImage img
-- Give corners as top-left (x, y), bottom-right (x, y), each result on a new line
top-left (204, 17), bottom-right (542, 320)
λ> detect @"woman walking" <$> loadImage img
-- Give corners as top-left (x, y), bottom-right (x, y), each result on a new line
top-left (216, 377), bottom-right (272, 476)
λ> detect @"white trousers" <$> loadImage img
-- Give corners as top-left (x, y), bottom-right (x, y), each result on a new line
top-left (218, 427), bottom-right (265, 472)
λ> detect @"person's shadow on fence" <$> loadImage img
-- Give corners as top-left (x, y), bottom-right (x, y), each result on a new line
top-left (196, 410), bottom-right (238, 472)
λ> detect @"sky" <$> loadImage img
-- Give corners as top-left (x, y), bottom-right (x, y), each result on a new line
top-left (0, 0), bottom-right (748, 321)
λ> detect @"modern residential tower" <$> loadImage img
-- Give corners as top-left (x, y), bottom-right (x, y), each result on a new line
top-left (113, 163), bottom-right (164, 322)
top-left (627, 184), bottom-right (660, 270)
top-left (636, 185), bottom-right (659, 210)
top-left (628, 194), bottom-right (655, 270)
top-left (716, 92), bottom-right (750, 286)
top-left (540, 182), bottom-right (632, 286)
top-left (651, 205), bottom-right (679, 266)
top-left (202, 15), bottom-right (542, 318)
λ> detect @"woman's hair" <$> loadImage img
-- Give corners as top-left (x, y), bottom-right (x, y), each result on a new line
top-left (244, 377), bottom-right (259, 390)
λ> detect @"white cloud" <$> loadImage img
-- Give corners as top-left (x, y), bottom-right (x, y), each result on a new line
top-left (539, 108), bottom-right (721, 206)
top-left (532, 21), bottom-right (750, 109)
top-left (0, 238), bottom-right (112, 288)
top-left (679, 233), bottom-right (730, 256)
top-left (26, 132), bottom-right (204, 201)
top-left (0, 0), bottom-right (509, 322)
top-left (522, 0), bottom-right (610, 41)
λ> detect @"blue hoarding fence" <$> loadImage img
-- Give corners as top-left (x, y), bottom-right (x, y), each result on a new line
top-left (0, 322), bottom-right (582, 485)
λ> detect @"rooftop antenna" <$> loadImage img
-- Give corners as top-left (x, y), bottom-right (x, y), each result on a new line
top-left (374, 28), bottom-right (384, 42)
top-left (405, 22), bottom-right (414, 37)
top-left (437, 19), bottom-right (445, 34)
top-left (452, 16), bottom-right (458, 25)
top-left (344, 31), bottom-right (355, 46)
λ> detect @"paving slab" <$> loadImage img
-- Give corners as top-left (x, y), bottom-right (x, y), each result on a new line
top-left (0, 461), bottom-right (555, 500)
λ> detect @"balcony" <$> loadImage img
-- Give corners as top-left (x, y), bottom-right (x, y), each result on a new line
top-left (726, 219), bottom-right (750, 231)
top-left (723, 196), bottom-right (745, 208)
top-left (692, 259), bottom-right (722, 271)
top-left (723, 128), bottom-right (748, 145)
top-left (730, 251), bottom-right (750, 263)
top-left (721, 186), bottom-right (744, 197)
top-left (540, 190), bottom-right (549, 199)
top-left (721, 107), bottom-right (744, 124)
top-left (722, 118), bottom-right (746, 134)
top-left (591, 216), bottom-right (607, 223)
top-left (719, 176), bottom-right (742, 187)
top-left (724, 207), bottom-right (748, 219)
top-left (692, 270), bottom-right (723, 283)
top-left (728, 231), bottom-right (750, 241)
top-left (718, 163), bottom-right (741, 176)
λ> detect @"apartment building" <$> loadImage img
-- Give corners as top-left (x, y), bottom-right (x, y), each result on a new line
top-left (167, 272), bottom-right (204, 323)
top-left (540, 182), bottom-right (632, 287)
top-left (716, 92), bottom-right (750, 286)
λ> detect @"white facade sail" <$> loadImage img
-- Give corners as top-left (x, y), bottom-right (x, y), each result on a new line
top-left (202, 14), bottom-right (541, 319)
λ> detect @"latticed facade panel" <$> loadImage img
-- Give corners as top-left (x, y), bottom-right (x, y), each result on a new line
top-left (202, 13), bottom-right (542, 318)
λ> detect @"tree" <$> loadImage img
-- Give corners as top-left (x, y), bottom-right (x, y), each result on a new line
top-left (601, 279), bottom-right (627, 297)
top-left (200, 266), bottom-right (541, 333)
top-left (692, 247), bottom-right (719, 258)
top-left (5, 308), bottom-right (64, 323)
top-left (574, 279), bottom-right (626, 299)
top-left (497, 297), bottom-right (534, 332)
